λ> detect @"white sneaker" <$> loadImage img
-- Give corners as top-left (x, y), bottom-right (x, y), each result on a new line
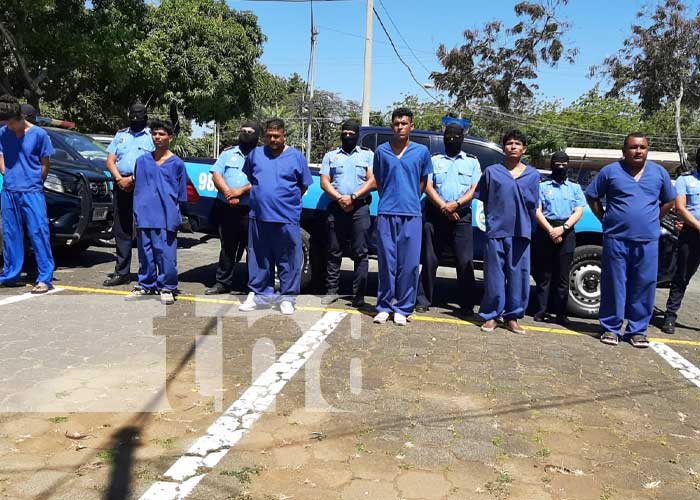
top-left (280, 300), bottom-right (295, 315)
top-left (238, 292), bottom-right (257, 312)
top-left (394, 313), bottom-right (407, 326)
top-left (373, 312), bottom-right (390, 324)
top-left (160, 290), bottom-right (175, 305)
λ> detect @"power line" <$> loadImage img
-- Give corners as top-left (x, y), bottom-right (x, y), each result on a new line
top-left (376, 0), bottom-right (433, 74)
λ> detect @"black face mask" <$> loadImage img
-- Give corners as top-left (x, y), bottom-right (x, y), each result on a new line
top-left (551, 167), bottom-right (567, 183)
top-left (341, 134), bottom-right (358, 152)
top-left (238, 131), bottom-right (259, 151)
top-left (129, 105), bottom-right (148, 133)
top-left (444, 133), bottom-right (463, 157)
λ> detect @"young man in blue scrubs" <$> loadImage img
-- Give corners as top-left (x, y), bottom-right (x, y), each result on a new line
top-left (532, 152), bottom-right (586, 325)
top-left (205, 122), bottom-right (259, 295)
top-left (372, 108), bottom-right (433, 325)
top-left (126, 120), bottom-right (188, 305)
top-left (320, 119), bottom-right (375, 307)
top-left (475, 130), bottom-right (540, 335)
top-left (239, 119), bottom-right (313, 315)
top-left (586, 133), bottom-right (676, 348)
top-left (416, 123), bottom-right (481, 317)
top-left (662, 149), bottom-right (700, 334)
top-left (0, 95), bottom-right (55, 293)
top-left (104, 103), bottom-right (155, 287)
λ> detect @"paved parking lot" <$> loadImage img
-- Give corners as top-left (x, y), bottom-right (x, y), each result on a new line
top-left (1, 234), bottom-right (699, 500)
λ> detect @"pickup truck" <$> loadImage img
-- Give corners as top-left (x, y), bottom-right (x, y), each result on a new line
top-left (0, 126), bottom-right (114, 258)
top-left (181, 126), bottom-right (678, 318)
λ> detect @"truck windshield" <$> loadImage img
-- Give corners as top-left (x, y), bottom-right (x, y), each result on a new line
top-left (60, 132), bottom-right (109, 161)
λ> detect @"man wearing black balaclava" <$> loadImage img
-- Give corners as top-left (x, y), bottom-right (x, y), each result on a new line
top-left (103, 102), bottom-right (155, 287)
top-left (416, 123), bottom-right (481, 317)
top-left (205, 122), bottom-right (260, 295)
top-left (532, 151), bottom-right (586, 325)
top-left (319, 119), bottom-right (376, 307)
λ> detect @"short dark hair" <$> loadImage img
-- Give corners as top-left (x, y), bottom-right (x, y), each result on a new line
top-left (149, 119), bottom-right (174, 135)
top-left (391, 107), bottom-right (413, 123)
top-left (502, 129), bottom-right (528, 147)
top-left (265, 118), bottom-right (285, 132)
top-left (623, 132), bottom-right (648, 149)
top-left (0, 94), bottom-right (22, 121)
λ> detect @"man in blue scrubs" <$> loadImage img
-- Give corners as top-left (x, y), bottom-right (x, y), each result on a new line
top-left (205, 122), bottom-right (259, 295)
top-left (416, 123), bottom-right (480, 317)
top-left (0, 95), bottom-right (55, 293)
top-left (103, 103), bottom-right (155, 287)
top-left (320, 119), bottom-right (375, 307)
top-left (126, 120), bottom-right (188, 305)
top-left (532, 152), bottom-right (586, 325)
top-left (238, 119), bottom-right (313, 315)
top-left (372, 108), bottom-right (433, 326)
top-left (586, 133), bottom-right (676, 348)
top-left (475, 130), bottom-right (540, 335)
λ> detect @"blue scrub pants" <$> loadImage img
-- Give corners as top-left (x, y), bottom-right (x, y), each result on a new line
top-left (479, 237), bottom-right (531, 321)
top-left (0, 190), bottom-right (54, 286)
top-left (137, 228), bottom-right (178, 292)
top-left (376, 214), bottom-right (422, 316)
top-left (247, 219), bottom-right (302, 305)
top-left (600, 237), bottom-right (658, 337)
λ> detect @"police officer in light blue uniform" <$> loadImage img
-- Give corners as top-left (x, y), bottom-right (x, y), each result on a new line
top-left (416, 123), bottom-right (480, 316)
top-left (662, 149), bottom-right (700, 334)
top-left (532, 152), bottom-right (586, 326)
top-left (586, 133), bottom-right (676, 348)
top-left (205, 122), bottom-right (259, 295)
top-left (320, 119), bottom-right (375, 307)
top-left (103, 103), bottom-right (155, 287)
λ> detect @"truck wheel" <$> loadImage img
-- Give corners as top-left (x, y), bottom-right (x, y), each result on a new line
top-left (300, 228), bottom-right (313, 292)
top-left (568, 244), bottom-right (602, 319)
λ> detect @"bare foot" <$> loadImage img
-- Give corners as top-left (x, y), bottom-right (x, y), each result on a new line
top-left (481, 319), bottom-right (498, 332)
top-left (506, 320), bottom-right (526, 335)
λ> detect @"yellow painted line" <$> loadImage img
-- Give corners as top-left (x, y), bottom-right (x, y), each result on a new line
top-left (54, 285), bottom-right (700, 347)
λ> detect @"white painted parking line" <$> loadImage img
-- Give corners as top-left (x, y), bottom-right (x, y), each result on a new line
top-left (651, 341), bottom-right (700, 388)
top-left (0, 287), bottom-right (63, 306)
top-left (138, 311), bottom-right (348, 500)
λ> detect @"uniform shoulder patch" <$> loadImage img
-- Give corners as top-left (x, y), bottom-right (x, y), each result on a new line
top-left (680, 171), bottom-right (692, 176)
top-left (360, 146), bottom-right (372, 151)
top-left (464, 153), bottom-right (478, 159)
top-left (222, 145), bottom-right (234, 152)
top-left (117, 127), bottom-right (129, 134)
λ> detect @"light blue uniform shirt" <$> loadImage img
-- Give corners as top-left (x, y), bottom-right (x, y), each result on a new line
top-left (539, 179), bottom-right (586, 220)
top-left (210, 146), bottom-right (250, 204)
top-left (675, 171), bottom-right (700, 220)
top-left (320, 146), bottom-right (374, 196)
top-left (430, 152), bottom-right (481, 202)
top-left (374, 141), bottom-right (433, 216)
top-left (107, 128), bottom-right (155, 176)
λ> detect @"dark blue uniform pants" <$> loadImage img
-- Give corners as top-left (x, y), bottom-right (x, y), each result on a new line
top-left (247, 219), bottom-right (302, 305)
top-left (137, 228), bottom-right (178, 291)
top-left (532, 227), bottom-right (575, 316)
top-left (600, 237), bottom-right (658, 337)
top-left (112, 186), bottom-right (135, 277)
top-left (376, 214), bottom-right (422, 316)
top-left (417, 206), bottom-right (475, 310)
top-left (213, 201), bottom-right (249, 291)
top-left (0, 190), bottom-right (54, 286)
top-left (665, 228), bottom-right (700, 320)
top-left (325, 203), bottom-right (370, 299)
top-left (480, 236), bottom-right (531, 321)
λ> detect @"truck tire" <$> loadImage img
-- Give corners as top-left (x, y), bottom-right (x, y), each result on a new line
top-left (567, 244), bottom-right (602, 319)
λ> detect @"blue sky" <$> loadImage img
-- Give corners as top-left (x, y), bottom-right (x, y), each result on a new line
top-left (229, 0), bottom-right (654, 111)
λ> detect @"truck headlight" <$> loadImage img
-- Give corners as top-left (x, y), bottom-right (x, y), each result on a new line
top-left (44, 173), bottom-right (65, 193)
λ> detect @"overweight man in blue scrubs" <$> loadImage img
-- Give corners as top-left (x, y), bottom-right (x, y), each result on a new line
top-left (372, 107), bottom-right (433, 326)
top-left (476, 130), bottom-right (540, 335)
top-left (238, 119), bottom-right (313, 315)
top-left (586, 133), bottom-right (676, 348)
top-left (0, 95), bottom-right (55, 293)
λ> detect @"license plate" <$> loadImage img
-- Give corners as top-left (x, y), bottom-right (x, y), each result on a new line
top-left (92, 207), bottom-right (109, 221)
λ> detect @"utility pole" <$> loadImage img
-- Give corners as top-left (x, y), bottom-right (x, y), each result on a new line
top-left (361, 0), bottom-right (374, 126)
top-left (306, 24), bottom-right (318, 163)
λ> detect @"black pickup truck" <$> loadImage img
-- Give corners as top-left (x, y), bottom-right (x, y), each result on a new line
top-left (0, 127), bottom-right (114, 259)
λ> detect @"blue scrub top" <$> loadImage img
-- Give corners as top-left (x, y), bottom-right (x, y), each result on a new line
top-left (585, 160), bottom-right (676, 241)
top-left (675, 171), bottom-right (700, 220)
top-left (243, 146), bottom-right (313, 224)
top-left (133, 153), bottom-right (188, 232)
top-left (210, 146), bottom-right (250, 204)
top-left (0, 125), bottom-right (54, 192)
top-left (539, 179), bottom-right (586, 220)
top-left (320, 146), bottom-right (374, 196)
top-left (474, 163), bottom-right (541, 239)
top-left (107, 128), bottom-right (155, 176)
top-left (373, 141), bottom-right (433, 216)
top-left (430, 152), bottom-right (481, 203)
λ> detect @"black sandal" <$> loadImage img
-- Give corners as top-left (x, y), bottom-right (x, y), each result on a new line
top-left (629, 334), bottom-right (649, 349)
top-left (600, 331), bottom-right (619, 345)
